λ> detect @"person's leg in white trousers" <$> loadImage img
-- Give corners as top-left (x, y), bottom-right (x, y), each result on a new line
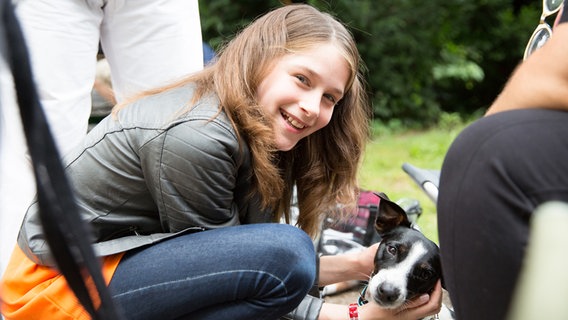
top-left (1, 0), bottom-right (203, 277)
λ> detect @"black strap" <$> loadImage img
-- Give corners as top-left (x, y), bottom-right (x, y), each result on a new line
top-left (363, 203), bottom-right (379, 246)
top-left (0, 1), bottom-right (123, 318)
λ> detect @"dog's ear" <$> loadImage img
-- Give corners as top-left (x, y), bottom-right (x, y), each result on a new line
top-left (374, 192), bottom-right (411, 234)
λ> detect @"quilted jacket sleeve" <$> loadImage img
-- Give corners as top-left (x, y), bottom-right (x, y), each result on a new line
top-left (140, 112), bottom-right (250, 232)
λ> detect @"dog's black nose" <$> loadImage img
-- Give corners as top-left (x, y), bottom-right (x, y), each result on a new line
top-left (377, 283), bottom-right (400, 303)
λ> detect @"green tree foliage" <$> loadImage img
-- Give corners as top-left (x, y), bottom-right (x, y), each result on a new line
top-left (433, 0), bottom-right (539, 115)
top-left (200, 0), bottom-right (285, 49)
top-left (308, 0), bottom-right (453, 126)
top-left (199, 0), bottom-right (540, 127)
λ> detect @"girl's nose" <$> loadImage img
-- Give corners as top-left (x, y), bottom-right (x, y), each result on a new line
top-left (300, 97), bottom-right (320, 119)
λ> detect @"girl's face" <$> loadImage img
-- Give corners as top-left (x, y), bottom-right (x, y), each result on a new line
top-left (256, 43), bottom-right (350, 151)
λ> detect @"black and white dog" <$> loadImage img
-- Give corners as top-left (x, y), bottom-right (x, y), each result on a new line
top-left (365, 192), bottom-right (443, 310)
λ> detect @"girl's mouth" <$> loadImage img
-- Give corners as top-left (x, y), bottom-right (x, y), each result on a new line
top-left (281, 111), bottom-right (306, 130)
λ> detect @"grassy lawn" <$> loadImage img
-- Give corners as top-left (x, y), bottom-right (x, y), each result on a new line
top-left (357, 122), bottom-right (468, 243)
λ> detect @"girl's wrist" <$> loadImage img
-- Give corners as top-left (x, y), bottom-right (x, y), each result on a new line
top-left (320, 253), bottom-right (366, 285)
top-left (348, 303), bottom-right (359, 320)
top-left (350, 250), bottom-right (372, 280)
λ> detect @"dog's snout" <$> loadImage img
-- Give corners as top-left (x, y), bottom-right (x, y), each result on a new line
top-left (377, 283), bottom-right (400, 304)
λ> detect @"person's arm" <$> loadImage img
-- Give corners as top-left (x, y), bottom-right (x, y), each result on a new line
top-left (318, 243), bottom-right (378, 285)
top-left (93, 78), bottom-right (116, 105)
top-left (147, 113), bottom-right (244, 231)
top-left (487, 21), bottom-right (568, 115)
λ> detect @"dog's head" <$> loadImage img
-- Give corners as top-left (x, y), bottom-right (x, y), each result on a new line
top-left (367, 192), bottom-right (442, 309)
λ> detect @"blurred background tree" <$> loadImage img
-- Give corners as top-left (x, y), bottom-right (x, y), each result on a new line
top-left (199, 0), bottom-right (540, 128)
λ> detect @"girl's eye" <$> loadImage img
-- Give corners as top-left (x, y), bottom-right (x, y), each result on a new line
top-left (295, 74), bottom-right (308, 85)
top-left (324, 94), bottom-right (337, 105)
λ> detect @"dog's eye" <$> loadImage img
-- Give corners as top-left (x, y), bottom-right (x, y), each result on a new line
top-left (386, 245), bottom-right (397, 256)
top-left (415, 268), bottom-right (434, 280)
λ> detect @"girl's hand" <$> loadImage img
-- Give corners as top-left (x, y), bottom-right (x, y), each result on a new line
top-left (319, 242), bottom-right (380, 285)
top-left (354, 242), bottom-right (380, 277)
top-left (358, 280), bottom-right (443, 320)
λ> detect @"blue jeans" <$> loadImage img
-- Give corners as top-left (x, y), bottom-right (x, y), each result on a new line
top-left (107, 223), bottom-right (316, 320)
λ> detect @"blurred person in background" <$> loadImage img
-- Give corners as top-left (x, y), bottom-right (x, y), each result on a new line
top-left (438, 3), bottom-right (568, 320)
top-left (0, 0), bottom-right (203, 277)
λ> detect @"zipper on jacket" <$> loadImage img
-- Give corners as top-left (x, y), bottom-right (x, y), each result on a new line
top-left (101, 225), bottom-right (140, 241)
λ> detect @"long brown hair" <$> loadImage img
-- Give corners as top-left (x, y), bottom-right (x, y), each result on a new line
top-left (113, 4), bottom-right (370, 237)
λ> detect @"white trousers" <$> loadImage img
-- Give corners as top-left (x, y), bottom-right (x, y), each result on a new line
top-left (1, 0), bottom-right (203, 275)
top-left (16, 0), bottom-right (203, 155)
top-left (0, 59), bottom-right (37, 278)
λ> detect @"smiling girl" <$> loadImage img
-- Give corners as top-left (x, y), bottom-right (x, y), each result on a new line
top-left (1, 4), bottom-right (440, 320)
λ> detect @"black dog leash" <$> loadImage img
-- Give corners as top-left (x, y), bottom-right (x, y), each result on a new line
top-left (0, 1), bottom-right (123, 318)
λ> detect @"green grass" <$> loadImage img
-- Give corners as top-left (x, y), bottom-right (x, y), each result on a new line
top-left (357, 122), bottom-right (468, 243)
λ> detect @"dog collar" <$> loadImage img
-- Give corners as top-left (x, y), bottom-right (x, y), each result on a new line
top-left (357, 285), bottom-right (369, 306)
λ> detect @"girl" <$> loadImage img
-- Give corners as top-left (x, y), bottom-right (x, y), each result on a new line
top-left (1, 4), bottom-right (441, 320)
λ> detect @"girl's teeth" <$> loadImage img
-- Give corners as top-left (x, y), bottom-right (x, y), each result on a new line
top-left (282, 112), bottom-right (305, 129)
top-left (288, 117), bottom-right (305, 129)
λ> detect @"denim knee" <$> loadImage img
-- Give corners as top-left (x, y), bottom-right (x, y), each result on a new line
top-left (263, 224), bottom-right (317, 303)
top-left (107, 223), bottom-right (318, 319)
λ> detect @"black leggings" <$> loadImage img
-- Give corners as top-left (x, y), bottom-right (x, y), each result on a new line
top-left (438, 109), bottom-right (568, 320)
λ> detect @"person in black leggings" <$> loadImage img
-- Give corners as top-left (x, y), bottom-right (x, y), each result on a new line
top-left (438, 4), bottom-right (568, 320)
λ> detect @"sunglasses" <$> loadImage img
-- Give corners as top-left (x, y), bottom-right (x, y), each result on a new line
top-left (523, 0), bottom-right (564, 60)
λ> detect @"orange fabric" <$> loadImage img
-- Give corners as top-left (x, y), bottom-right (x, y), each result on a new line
top-left (0, 246), bottom-right (123, 320)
